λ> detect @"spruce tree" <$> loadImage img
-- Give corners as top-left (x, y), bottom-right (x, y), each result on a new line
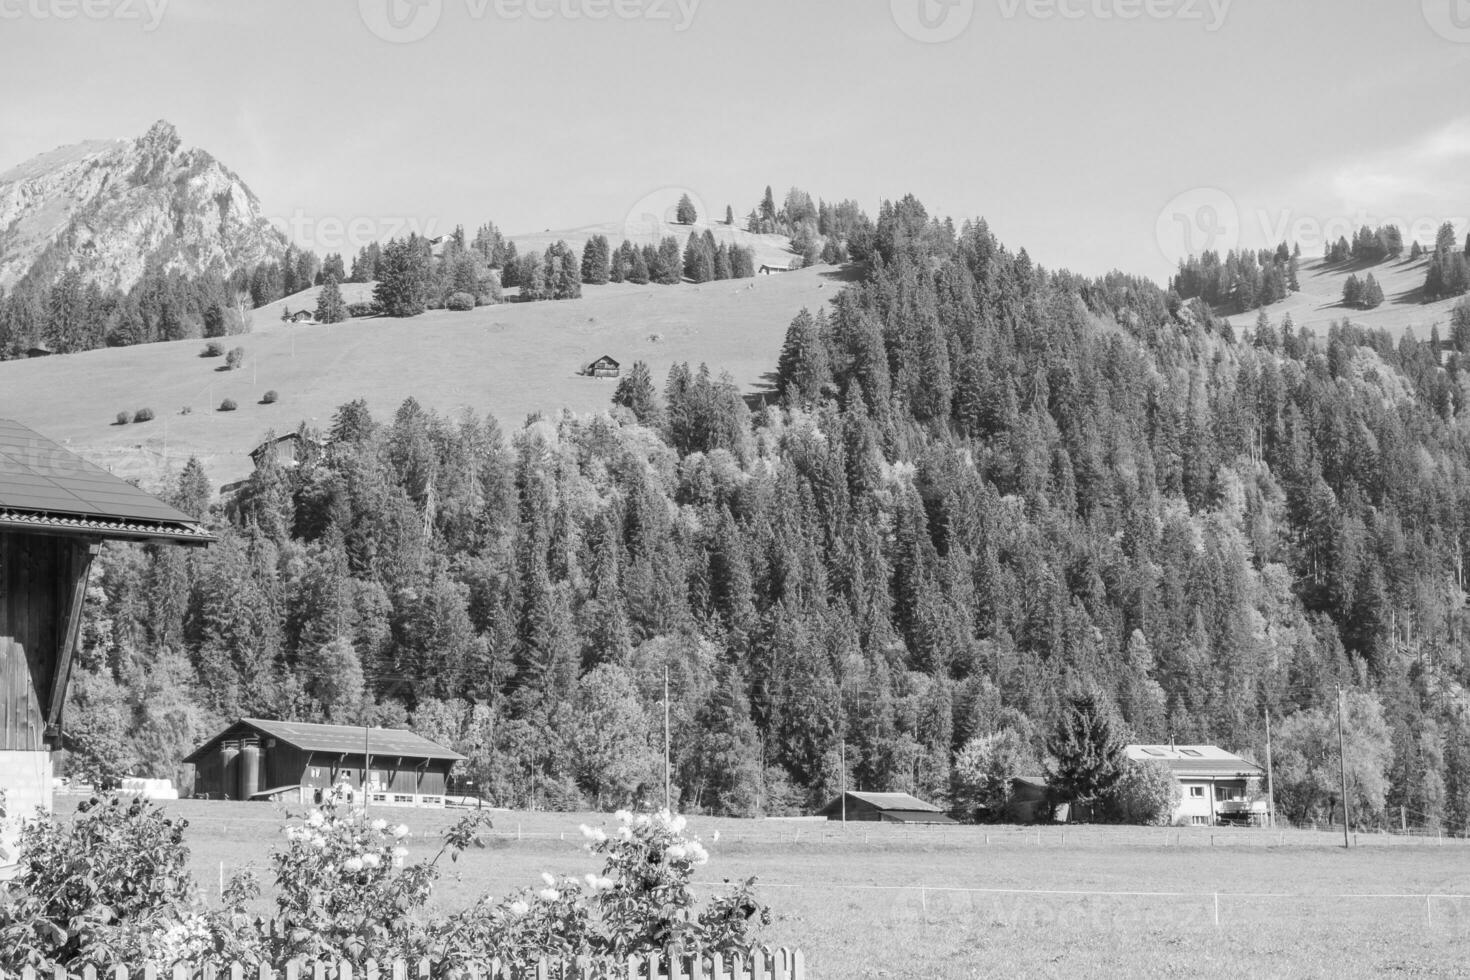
top-left (315, 274), bottom-right (348, 323)
top-left (1046, 689), bottom-right (1126, 808)
top-left (581, 235), bottom-right (610, 285)
top-left (675, 193), bottom-right (697, 225)
top-left (628, 246), bottom-right (650, 285)
top-left (725, 204), bottom-right (735, 226)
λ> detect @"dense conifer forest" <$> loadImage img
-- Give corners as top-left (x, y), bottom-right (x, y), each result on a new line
top-left (63, 193), bottom-right (1470, 829)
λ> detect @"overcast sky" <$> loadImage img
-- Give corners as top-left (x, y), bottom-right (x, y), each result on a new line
top-left (3, 0), bottom-right (1469, 282)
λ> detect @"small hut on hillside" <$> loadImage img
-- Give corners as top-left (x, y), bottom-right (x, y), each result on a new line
top-left (584, 355), bottom-right (620, 378)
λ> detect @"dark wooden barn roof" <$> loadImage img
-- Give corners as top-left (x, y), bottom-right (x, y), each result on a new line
top-left (184, 717), bottom-right (465, 764)
top-left (817, 791), bottom-right (955, 822)
top-left (0, 419), bottom-right (214, 544)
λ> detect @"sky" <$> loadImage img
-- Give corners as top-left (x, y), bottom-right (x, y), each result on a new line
top-left (2, 0), bottom-right (1469, 282)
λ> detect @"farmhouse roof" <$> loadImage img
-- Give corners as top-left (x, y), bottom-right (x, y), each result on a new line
top-left (0, 419), bottom-right (214, 544)
top-left (1125, 744), bottom-right (1265, 779)
top-left (183, 717), bottom-right (465, 764)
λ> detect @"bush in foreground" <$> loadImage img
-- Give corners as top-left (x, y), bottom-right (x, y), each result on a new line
top-left (201, 341), bottom-right (225, 358)
top-left (134, 407), bottom-right (155, 423)
top-left (0, 798), bottom-right (768, 973)
top-left (446, 291), bottom-right (476, 312)
top-left (261, 390), bottom-right (278, 404)
top-left (218, 399), bottom-right (237, 412)
top-left (115, 411), bottom-right (132, 425)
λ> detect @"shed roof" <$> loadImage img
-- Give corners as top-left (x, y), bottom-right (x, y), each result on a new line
top-left (183, 717), bottom-right (465, 764)
top-left (817, 791), bottom-right (944, 817)
top-left (1126, 744), bottom-right (1265, 778)
top-left (0, 419), bottom-right (213, 544)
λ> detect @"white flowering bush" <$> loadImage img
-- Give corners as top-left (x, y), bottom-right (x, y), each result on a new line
top-left (270, 802), bottom-right (489, 964)
top-left (0, 798), bottom-right (768, 973)
top-left (433, 809), bottom-right (769, 973)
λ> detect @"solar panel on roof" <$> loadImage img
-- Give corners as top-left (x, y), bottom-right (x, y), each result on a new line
top-left (0, 418), bottom-right (203, 527)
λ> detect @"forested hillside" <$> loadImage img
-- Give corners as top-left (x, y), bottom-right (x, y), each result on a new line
top-left (65, 194), bottom-right (1470, 829)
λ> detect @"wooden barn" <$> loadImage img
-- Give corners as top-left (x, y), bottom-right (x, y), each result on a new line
top-left (816, 791), bottom-right (957, 825)
top-left (0, 419), bottom-right (213, 865)
top-left (584, 355), bottom-right (620, 378)
top-left (184, 718), bottom-right (465, 808)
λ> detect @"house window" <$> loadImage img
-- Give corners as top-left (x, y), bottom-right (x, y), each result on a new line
top-left (1191, 816), bottom-right (1208, 826)
top-left (1189, 786), bottom-right (1205, 798)
top-left (1215, 786), bottom-right (1230, 802)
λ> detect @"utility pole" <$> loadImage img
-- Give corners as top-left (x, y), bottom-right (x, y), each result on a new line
top-left (663, 666), bottom-right (671, 812)
top-left (1265, 705), bottom-right (1275, 829)
top-left (363, 721), bottom-right (371, 814)
top-left (1337, 685), bottom-right (1350, 849)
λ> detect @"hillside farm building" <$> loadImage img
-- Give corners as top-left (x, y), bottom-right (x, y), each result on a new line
top-left (0, 419), bottom-right (213, 867)
top-left (584, 355), bottom-right (620, 378)
top-left (184, 718), bottom-right (464, 807)
top-left (817, 791), bottom-right (957, 824)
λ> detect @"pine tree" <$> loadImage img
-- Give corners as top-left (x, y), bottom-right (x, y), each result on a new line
top-left (676, 193), bottom-right (697, 225)
top-left (581, 235), bottom-right (610, 285)
top-left (613, 360), bottom-right (663, 425)
top-left (1342, 274), bottom-right (1363, 308)
top-left (1361, 273), bottom-right (1385, 309)
top-left (655, 237), bottom-right (682, 285)
top-left (372, 237), bottom-right (432, 317)
top-left (315, 274), bottom-right (348, 323)
top-left (724, 204), bottom-right (735, 226)
top-left (1046, 689), bottom-right (1127, 808)
top-left (628, 247), bottom-right (650, 285)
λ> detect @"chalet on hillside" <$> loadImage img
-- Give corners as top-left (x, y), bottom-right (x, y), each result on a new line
top-left (249, 432), bottom-right (315, 469)
top-left (1, 419), bottom-right (213, 868)
top-left (25, 346), bottom-right (54, 358)
top-left (584, 355), bottom-right (621, 378)
top-left (184, 717), bottom-right (464, 807)
top-left (816, 791), bottom-right (956, 825)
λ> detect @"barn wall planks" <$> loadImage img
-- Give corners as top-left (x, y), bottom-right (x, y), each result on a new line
top-left (0, 531), bottom-right (64, 753)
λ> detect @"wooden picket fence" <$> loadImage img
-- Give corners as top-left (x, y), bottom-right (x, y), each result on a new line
top-left (2, 947), bottom-right (804, 980)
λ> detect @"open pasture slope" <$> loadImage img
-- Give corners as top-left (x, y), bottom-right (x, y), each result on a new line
top-left (1231, 254), bottom-right (1464, 340)
top-left (0, 269), bottom-right (839, 487)
top-left (84, 799), bottom-right (1470, 980)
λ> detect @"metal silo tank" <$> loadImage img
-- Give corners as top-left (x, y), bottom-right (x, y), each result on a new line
top-left (220, 741), bottom-right (240, 801)
top-left (238, 740), bottom-right (261, 801)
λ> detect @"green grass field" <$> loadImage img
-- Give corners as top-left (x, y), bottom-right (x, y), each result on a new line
top-left (0, 267), bottom-right (843, 488)
top-left (1226, 254), bottom-right (1463, 340)
top-left (55, 797), bottom-right (1470, 979)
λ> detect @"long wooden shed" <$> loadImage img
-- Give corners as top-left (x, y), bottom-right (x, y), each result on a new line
top-left (184, 717), bottom-right (465, 807)
top-left (816, 791), bottom-right (957, 824)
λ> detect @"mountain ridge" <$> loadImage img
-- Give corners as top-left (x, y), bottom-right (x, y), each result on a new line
top-left (0, 120), bottom-right (286, 293)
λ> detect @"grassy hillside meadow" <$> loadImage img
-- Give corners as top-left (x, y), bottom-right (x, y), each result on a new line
top-left (65, 796), bottom-right (1470, 979)
top-left (1227, 253), bottom-right (1464, 339)
top-left (0, 266), bottom-right (842, 488)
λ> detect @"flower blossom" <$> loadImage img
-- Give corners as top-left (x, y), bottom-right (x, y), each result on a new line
top-left (306, 810), bottom-right (325, 828)
top-left (541, 871), bottom-right (556, 887)
top-left (507, 900), bottom-right (529, 917)
top-left (667, 844), bottom-right (689, 861)
top-left (371, 818), bottom-right (388, 832)
top-left (361, 853), bottom-right (381, 869)
top-left (538, 888), bottom-right (560, 902)
top-left (343, 857), bottom-right (364, 873)
top-left (393, 824), bottom-right (410, 839)
top-left (392, 846), bottom-right (409, 859)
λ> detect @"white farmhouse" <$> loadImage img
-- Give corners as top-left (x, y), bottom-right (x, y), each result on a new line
top-left (1126, 744), bottom-right (1267, 827)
